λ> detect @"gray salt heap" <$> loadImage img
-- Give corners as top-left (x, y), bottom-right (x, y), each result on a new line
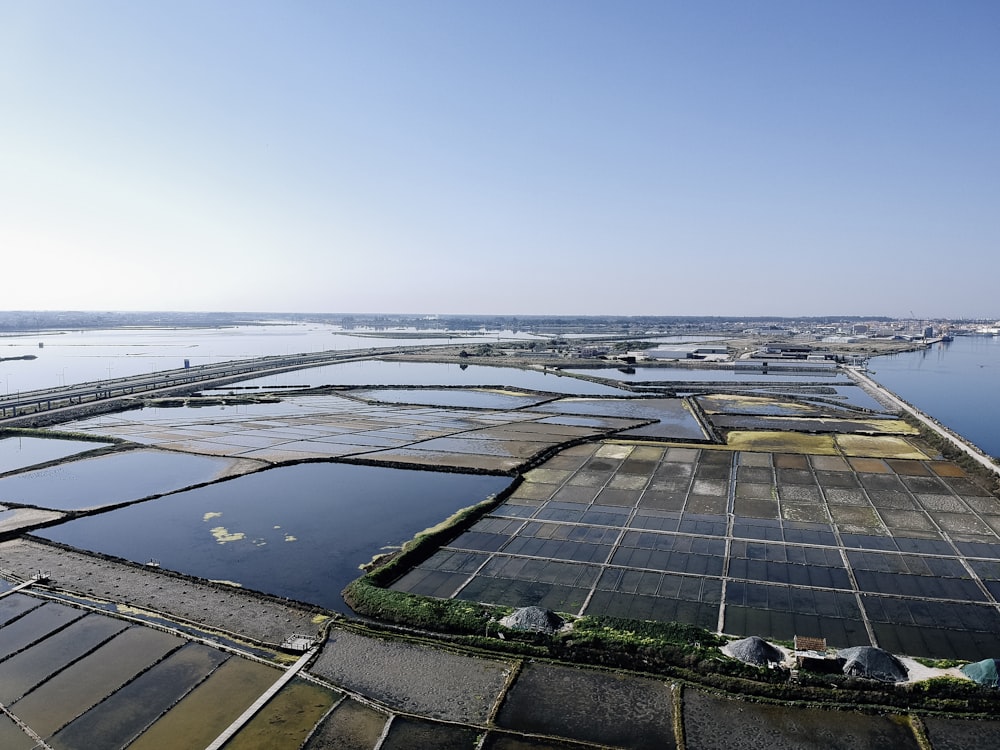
top-left (837, 646), bottom-right (908, 683)
top-left (499, 607), bottom-right (564, 634)
top-left (724, 636), bottom-right (784, 666)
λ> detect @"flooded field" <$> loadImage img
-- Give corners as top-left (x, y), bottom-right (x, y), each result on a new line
top-left (392, 439), bottom-right (1000, 660)
top-left (0, 448), bottom-right (248, 511)
top-left (37, 462), bottom-right (511, 611)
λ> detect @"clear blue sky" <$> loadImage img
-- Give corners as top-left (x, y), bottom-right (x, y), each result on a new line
top-left (2, 1), bottom-right (998, 317)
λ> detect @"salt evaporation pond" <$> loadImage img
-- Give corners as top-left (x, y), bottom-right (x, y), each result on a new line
top-left (37, 462), bottom-right (511, 612)
top-left (0, 449), bottom-right (239, 510)
top-left (0, 436), bottom-right (113, 476)
top-left (207, 360), bottom-right (629, 396)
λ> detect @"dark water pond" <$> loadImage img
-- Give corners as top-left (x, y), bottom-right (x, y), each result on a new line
top-left (0, 436), bottom-right (112, 475)
top-left (38, 463), bottom-right (511, 612)
top-left (0, 449), bottom-right (238, 510)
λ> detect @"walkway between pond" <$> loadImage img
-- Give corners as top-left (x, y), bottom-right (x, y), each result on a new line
top-left (204, 645), bottom-right (319, 750)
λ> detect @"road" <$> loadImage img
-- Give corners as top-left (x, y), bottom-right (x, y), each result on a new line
top-left (0, 346), bottom-right (419, 421)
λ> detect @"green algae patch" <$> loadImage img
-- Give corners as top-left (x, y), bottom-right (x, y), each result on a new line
top-left (836, 434), bottom-right (928, 459)
top-left (210, 526), bottom-right (246, 544)
top-left (726, 431), bottom-right (836, 455)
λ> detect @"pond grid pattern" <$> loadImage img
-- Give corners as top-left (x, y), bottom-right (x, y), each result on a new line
top-left (60, 395), bottom-right (646, 472)
top-left (391, 442), bottom-right (1000, 660)
top-left (0, 592), bottom-right (334, 749)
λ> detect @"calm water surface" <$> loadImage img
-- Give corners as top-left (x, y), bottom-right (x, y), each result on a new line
top-left (0, 323), bottom-right (534, 394)
top-left (38, 462), bottom-right (511, 611)
top-left (213, 360), bottom-right (629, 396)
top-left (0, 437), bottom-right (112, 476)
top-left (871, 335), bottom-right (1000, 457)
top-left (0, 450), bottom-right (238, 510)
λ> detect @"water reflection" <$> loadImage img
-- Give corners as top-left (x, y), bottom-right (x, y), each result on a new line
top-left (0, 323), bottom-right (538, 393)
top-left (0, 436), bottom-right (112, 475)
top-left (38, 462), bottom-right (511, 611)
top-left (871, 335), bottom-right (1000, 456)
top-left (0, 449), bottom-right (240, 510)
top-left (208, 360), bottom-right (629, 395)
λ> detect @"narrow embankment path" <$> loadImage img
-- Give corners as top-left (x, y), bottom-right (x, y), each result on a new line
top-left (846, 366), bottom-right (999, 475)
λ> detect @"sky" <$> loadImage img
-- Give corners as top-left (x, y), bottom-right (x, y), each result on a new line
top-left (1, 1), bottom-right (998, 318)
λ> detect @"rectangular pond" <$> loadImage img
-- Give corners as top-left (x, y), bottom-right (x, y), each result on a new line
top-left (0, 436), bottom-right (113, 476)
top-left (37, 462), bottom-right (511, 612)
top-left (0, 449), bottom-right (245, 510)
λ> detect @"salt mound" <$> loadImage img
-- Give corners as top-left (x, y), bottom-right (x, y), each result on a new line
top-left (838, 645), bottom-right (908, 683)
top-left (723, 635), bottom-right (784, 666)
top-left (499, 606), bottom-right (564, 634)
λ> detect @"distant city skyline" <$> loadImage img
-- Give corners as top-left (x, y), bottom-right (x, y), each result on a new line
top-left (2, 2), bottom-right (998, 318)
